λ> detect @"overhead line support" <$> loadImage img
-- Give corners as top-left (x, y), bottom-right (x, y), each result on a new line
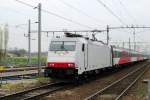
top-left (37, 3), bottom-right (42, 76)
top-left (28, 19), bottom-right (31, 66)
top-left (106, 25), bottom-right (109, 45)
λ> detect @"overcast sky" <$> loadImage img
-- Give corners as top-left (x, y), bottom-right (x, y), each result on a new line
top-left (0, 0), bottom-right (150, 53)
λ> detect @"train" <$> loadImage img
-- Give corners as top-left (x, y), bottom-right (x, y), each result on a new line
top-left (44, 33), bottom-right (148, 80)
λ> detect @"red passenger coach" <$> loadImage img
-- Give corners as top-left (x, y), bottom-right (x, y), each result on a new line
top-left (112, 46), bottom-right (146, 65)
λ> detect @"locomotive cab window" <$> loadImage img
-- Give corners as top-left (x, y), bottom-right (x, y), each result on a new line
top-left (50, 41), bottom-right (76, 51)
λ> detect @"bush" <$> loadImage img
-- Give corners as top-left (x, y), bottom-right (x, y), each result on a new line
top-left (5, 56), bottom-right (47, 66)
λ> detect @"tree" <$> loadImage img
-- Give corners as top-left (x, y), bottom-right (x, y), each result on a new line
top-left (4, 24), bottom-right (9, 59)
top-left (0, 27), bottom-right (3, 62)
top-left (9, 48), bottom-right (27, 57)
top-left (0, 24), bottom-right (9, 64)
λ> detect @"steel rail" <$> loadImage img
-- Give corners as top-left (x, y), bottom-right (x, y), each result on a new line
top-left (85, 62), bottom-right (149, 100)
top-left (115, 64), bottom-right (149, 100)
top-left (21, 86), bottom-right (64, 100)
top-left (0, 82), bottom-right (67, 100)
top-left (3, 66), bottom-right (45, 72)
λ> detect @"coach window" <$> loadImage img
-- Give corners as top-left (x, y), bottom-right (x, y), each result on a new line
top-left (131, 53), bottom-right (133, 57)
top-left (113, 50), bottom-right (121, 58)
top-left (117, 51), bottom-right (120, 57)
top-left (117, 51), bottom-right (119, 57)
top-left (113, 51), bottom-right (116, 57)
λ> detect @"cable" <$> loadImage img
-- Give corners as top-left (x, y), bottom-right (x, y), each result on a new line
top-left (15, 0), bottom-right (35, 8)
top-left (118, 0), bottom-right (137, 24)
top-left (15, 0), bottom-right (93, 29)
top-left (96, 0), bottom-right (126, 25)
top-left (42, 9), bottom-right (93, 29)
top-left (8, 23), bottom-right (36, 30)
top-left (0, 6), bottom-right (27, 17)
top-left (11, 23), bottom-right (35, 27)
top-left (136, 29), bottom-right (150, 34)
top-left (57, 0), bottom-right (102, 26)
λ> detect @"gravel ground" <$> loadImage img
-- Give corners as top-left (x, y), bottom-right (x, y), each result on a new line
top-left (0, 77), bottom-right (51, 96)
top-left (121, 62), bottom-right (150, 100)
top-left (43, 62), bottom-right (147, 100)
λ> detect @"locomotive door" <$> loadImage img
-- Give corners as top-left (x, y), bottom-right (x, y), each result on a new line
top-left (82, 43), bottom-right (88, 70)
top-left (85, 44), bottom-right (88, 70)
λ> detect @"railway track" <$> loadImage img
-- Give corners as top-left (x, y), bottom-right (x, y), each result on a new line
top-left (0, 82), bottom-right (68, 100)
top-left (3, 66), bottom-right (45, 72)
top-left (85, 62), bottom-right (150, 100)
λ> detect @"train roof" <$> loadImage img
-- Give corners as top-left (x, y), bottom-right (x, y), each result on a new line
top-left (112, 46), bottom-right (145, 54)
top-left (51, 33), bottom-right (107, 46)
top-left (51, 36), bottom-right (108, 46)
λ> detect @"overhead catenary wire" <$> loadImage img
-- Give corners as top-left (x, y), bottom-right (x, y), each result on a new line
top-left (117, 0), bottom-right (137, 24)
top-left (0, 6), bottom-right (28, 17)
top-left (135, 28), bottom-right (150, 34)
top-left (41, 9), bottom-right (93, 29)
top-left (10, 23), bottom-right (36, 27)
top-left (57, 0), bottom-right (102, 26)
top-left (15, 0), bottom-right (93, 29)
top-left (8, 23), bottom-right (36, 30)
top-left (96, 0), bottom-right (126, 25)
top-left (134, 29), bottom-right (150, 43)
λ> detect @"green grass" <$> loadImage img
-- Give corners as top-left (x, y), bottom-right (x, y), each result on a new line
top-left (1, 83), bottom-right (25, 92)
top-left (35, 77), bottom-right (51, 84)
top-left (135, 84), bottom-right (147, 97)
top-left (1, 56), bottom-right (47, 66)
top-left (0, 78), bottom-right (50, 92)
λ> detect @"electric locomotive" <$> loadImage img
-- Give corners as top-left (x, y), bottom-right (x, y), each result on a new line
top-left (44, 33), bottom-right (148, 80)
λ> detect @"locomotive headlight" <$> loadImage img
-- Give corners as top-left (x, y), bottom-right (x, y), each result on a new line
top-left (68, 64), bottom-right (71, 67)
top-left (68, 63), bottom-right (75, 67)
top-left (49, 63), bottom-right (54, 67)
